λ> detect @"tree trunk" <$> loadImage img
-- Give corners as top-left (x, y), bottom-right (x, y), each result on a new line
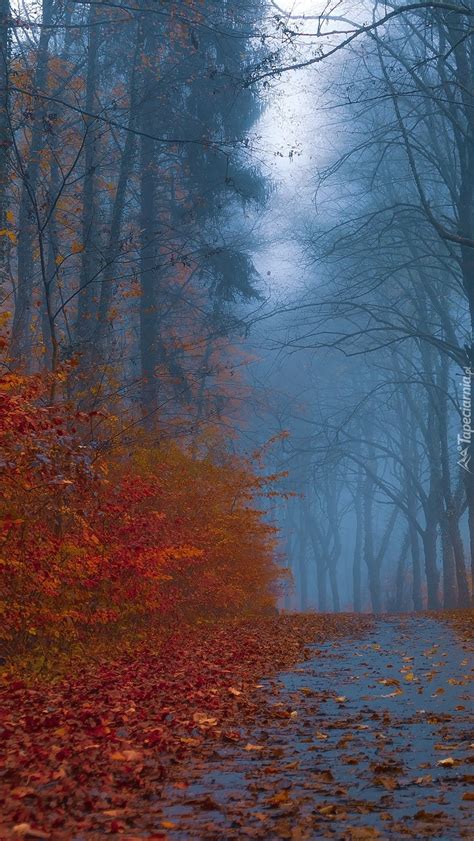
top-left (352, 479), bottom-right (363, 612)
top-left (395, 531), bottom-right (410, 612)
top-left (139, 17), bottom-right (159, 420)
top-left (407, 502), bottom-right (423, 611)
top-left (422, 517), bottom-right (440, 610)
top-left (298, 503), bottom-right (308, 611)
top-left (328, 561), bottom-right (340, 613)
top-left (449, 513), bottom-right (470, 608)
top-left (465, 469), bottom-right (474, 604)
top-left (10, 0), bottom-right (54, 365)
top-left (438, 354), bottom-right (459, 608)
top-left (75, 2), bottom-right (100, 360)
top-left (95, 22), bottom-right (143, 356)
top-left (0, 0), bottom-right (9, 247)
top-left (440, 515), bottom-right (457, 608)
top-left (309, 525), bottom-right (326, 611)
top-left (40, 155), bottom-right (61, 371)
top-left (363, 473), bottom-right (381, 613)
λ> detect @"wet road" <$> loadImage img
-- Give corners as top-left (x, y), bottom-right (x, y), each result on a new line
top-left (161, 616), bottom-right (473, 840)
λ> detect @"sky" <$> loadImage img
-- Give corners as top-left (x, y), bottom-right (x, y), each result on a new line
top-left (252, 3), bottom-right (345, 297)
top-left (273, 0), bottom-right (329, 14)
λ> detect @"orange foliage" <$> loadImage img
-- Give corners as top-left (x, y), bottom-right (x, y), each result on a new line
top-left (0, 372), bottom-right (283, 656)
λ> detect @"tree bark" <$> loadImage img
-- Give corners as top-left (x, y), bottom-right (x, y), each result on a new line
top-left (352, 476), bottom-right (363, 612)
top-left (139, 16), bottom-right (160, 420)
top-left (0, 0), bottom-right (9, 247)
top-left (363, 471), bottom-right (381, 613)
top-left (75, 2), bottom-right (100, 360)
top-left (10, 0), bottom-right (54, 365)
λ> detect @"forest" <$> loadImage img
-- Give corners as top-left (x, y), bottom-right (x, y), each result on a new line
top-left (0, 1), bottom-right (473, 839)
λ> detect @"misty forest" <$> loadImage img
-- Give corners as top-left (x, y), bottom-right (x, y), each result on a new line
top-left (1, 0), bottom-right (473, 838)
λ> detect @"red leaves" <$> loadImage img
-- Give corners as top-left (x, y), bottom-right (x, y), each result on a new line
top-left (1, 372), bottom-right (284, 658)
top-left (0, 614), bottom-right (354, 838)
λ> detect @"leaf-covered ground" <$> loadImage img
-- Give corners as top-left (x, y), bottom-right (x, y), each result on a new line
top-left (1, 612), bottom-right (472, 840)
top-left (0, 614), bottom-right (372, 839)
top-left (159, 613), bottom-right (473, 841)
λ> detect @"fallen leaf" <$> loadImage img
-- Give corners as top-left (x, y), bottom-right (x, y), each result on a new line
top-left (193, 712), bottom-right (218, 727)
top-left (373, 775), bottom-right (398, 791)
top-left (13, 826), bottom-right (49, 839)
top-left (414, 810), bottom-right (446, 822)
top-left (319, 804), bottom-right (336, 815)
top-left (346, 828), bottom-right (381, 840)
top-left (437, 757), bottom-right (455, 767)
top-left (11, 787), bottom-right (36, 799)
top-left (268, 790), bottom-right (289, 806)
top-left (110, 749), bottom-right (143, 762)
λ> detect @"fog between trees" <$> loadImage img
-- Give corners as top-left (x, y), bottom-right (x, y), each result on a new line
top-left (1, 0), bottom-right (473, 613)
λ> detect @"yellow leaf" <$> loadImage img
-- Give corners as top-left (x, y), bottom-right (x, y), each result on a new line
top-left (319, 804), bottom-right (336, 815)
top-left (110, 749), bottom-right (142, 762)
top-left (13, 826), bottom-right (49, 839)
top-left (193, 712), bottom-right (218, 727)
top-left (71, 241), bottom-right (84, 254)
top-left (268, 790), bottom-right (289, 806)
top-left (0, 228), bottom-right (17, 243)
top-left (6, 210), bottom-right (14, 223)
top-left (54, 726), bottom-right (68, 738)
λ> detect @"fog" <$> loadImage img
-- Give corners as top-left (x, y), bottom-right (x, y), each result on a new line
top-left (2, 0), bottom-right (473, 614)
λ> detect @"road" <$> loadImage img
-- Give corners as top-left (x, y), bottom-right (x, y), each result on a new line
top-left (161, 616), bottom-right (473, 840)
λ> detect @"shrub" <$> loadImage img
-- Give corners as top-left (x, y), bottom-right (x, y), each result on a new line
top-left (0, 372), bottom-right (282, 658)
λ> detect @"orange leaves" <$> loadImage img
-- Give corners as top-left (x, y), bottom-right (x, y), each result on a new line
top-left (110, 749), bottom-right (143, 762)
top-left (0, 227), bottom-right (17, 244)
top-left (1, 613), bottom-right (361, 837)
top-left (0, 372), bottom-right (282, 659)
top-left (192, 713), bottom-right (218, 728)
top-left (437, 757), bottom-right (456, 767)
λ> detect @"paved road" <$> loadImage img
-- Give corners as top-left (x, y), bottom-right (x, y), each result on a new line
top-left (161, 616), bottom-right (473, 840)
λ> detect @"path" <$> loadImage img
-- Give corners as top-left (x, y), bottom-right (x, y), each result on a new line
top-left (161, 616), bottom-right (473, 840)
